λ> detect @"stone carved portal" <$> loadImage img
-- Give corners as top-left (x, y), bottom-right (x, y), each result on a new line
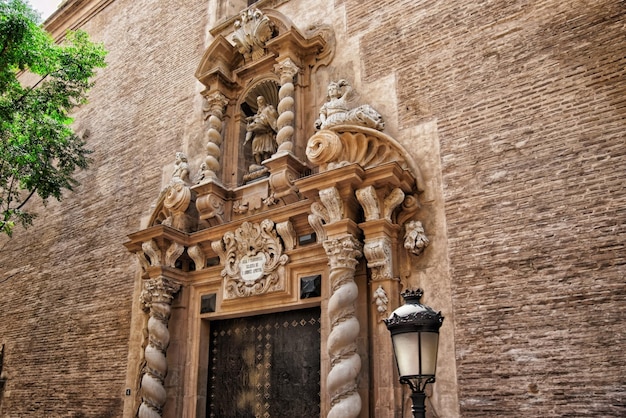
top-left (124, 7), bottom-right (432, 418)
top-left (211, 219), bottom-right (289, 299)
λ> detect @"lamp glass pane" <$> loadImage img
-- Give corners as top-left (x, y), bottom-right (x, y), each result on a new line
top-left (391, 332), bottom-right (421, 377)
top-left (419, 332), bottom-right (439, 376)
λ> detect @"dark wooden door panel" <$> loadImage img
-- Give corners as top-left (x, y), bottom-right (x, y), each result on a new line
top-left (207, 307), bottom-right (321, 418)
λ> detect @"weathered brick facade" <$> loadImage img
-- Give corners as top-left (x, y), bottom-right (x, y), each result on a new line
top-left (0, 0), bottom-right (624, 417)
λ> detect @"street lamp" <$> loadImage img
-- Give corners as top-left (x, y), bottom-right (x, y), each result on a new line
top-left (384, 289), bottom-right (444, 418)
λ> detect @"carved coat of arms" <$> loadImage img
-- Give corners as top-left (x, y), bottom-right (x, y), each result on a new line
top-left (212, 219), bottom-right (288, 298)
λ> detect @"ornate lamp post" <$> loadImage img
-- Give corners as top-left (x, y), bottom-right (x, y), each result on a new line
top-left (384, 289), bottom-right (444, 418)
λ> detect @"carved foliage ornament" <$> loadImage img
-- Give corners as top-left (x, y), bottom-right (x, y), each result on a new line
top-left (232, 8), bottom-right (276, 62)
top-left (212, 220), bottom-right (289, 299)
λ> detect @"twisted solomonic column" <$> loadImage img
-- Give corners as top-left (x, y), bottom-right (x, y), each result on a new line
top-left (201, 91), bottom-right (229, 181)
top-left (138, 276), bottom-right (181, 418)
top-left (323, 235), bottom-right (363, 418)
top-left (274, 58), bottom-right (300, 153)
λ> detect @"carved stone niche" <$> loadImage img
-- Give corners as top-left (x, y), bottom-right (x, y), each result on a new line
top-left (193, 7), bottom-right (335, 226)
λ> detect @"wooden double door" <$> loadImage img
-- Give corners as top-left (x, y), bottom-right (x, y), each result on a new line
top-left (207, 307), bottom-right (321, 417)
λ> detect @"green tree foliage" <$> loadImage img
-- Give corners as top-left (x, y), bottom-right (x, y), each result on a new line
top-left (0, 0), bottom-right (106, 236)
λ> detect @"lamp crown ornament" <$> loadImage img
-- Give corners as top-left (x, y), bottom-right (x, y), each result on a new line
top-left (384, 289), bottom-right (444, 331)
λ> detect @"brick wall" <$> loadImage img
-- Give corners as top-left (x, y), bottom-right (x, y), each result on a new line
top-left (352, 0), bottom-right (625, 416)
top-left (0, 0), bottom-right (624, 416)
top-left (0, 0), bottom-right (207, 416)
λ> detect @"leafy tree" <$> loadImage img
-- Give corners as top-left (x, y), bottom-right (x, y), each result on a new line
top-left (0, 0), bottom-right (106, 236)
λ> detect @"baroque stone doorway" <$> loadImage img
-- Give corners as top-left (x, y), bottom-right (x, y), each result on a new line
top-left (206, 307), bottom-right (321, 417)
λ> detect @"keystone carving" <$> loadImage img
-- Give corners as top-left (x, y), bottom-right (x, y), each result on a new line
top-left (211, 220), bottom-right (288, 299)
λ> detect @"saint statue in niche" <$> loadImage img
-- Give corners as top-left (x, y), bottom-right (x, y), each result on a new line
top-left (316, 79), bottom-right (385, 131)
top-left (244, 96), bottom-right (278, 168)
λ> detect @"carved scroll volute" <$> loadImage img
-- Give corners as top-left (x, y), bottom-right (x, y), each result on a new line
top-left (308, 201), bottom-right (330, 243)
top-left (276, 220), bottom-right (296, 251)
top-left (319, 187), bottom-right (344, 223)
top-left (357, 185), bottom-right (406, 223)
top-left (187, 245), bottom-right (206, 271)
top-left (139, 239), bottom-right (186, 272)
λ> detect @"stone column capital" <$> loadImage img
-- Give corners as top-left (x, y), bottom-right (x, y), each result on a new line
top-left (202, 91), bottom-right (229, 114)
top-left (140, 276), bottom-right (181, 309)
top-left (274, 57), bottom-right (300, 83)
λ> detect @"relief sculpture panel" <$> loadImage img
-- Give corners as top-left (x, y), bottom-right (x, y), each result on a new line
top-left (211, 219), bottom-right (290, 299)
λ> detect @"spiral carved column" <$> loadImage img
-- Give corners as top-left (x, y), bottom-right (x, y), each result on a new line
top-left (138, 276), bottom-right (181, 418)
top-left (274, 58), bottom-right (300, 153)
top-left (201, 91), bottom-right (229, 180)
top-left (323, 234), bottom-right (363, 418)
